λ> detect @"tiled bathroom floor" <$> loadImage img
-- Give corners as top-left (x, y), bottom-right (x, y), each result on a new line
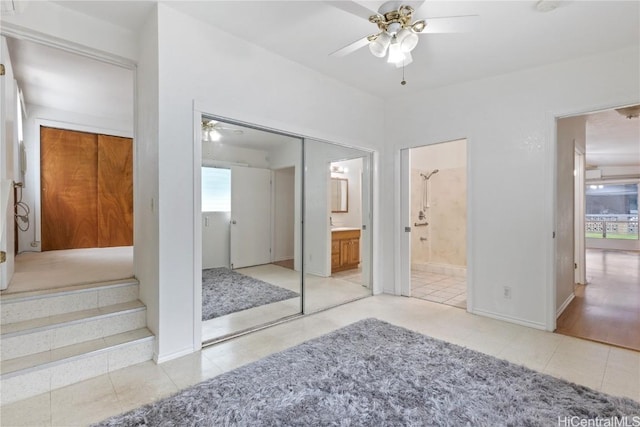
top-left (411, 271), bottom-right (467, 308)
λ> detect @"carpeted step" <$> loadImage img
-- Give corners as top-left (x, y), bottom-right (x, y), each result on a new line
top-left (0, 327), bottom-right (154, 405)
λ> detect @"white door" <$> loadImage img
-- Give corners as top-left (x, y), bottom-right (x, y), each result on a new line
top-left (230, 166), bottom-right (272, 269)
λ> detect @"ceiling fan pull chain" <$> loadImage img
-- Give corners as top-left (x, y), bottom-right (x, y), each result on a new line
top-left (401, 62), bottom-right (407, 86)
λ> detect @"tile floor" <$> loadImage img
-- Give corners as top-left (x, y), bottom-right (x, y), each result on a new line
top-left (411, 270), bottom-right (467, 308)
top-left (202, 264), bottom-right (371, 341)
top-left (2, 295), bottom-right (638, 427)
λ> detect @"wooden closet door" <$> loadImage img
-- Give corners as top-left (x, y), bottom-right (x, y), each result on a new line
top-left (97, 134), bottom-right (133, 247)
top-left (41, 127), bottom-right (98, 250)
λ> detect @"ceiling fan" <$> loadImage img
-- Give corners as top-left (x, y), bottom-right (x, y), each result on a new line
top-left (202, 120), bottom-right (244, 142)
top-left (329, 1), bottom-right (479, 68)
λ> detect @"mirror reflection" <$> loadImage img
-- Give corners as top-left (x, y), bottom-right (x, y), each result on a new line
top-left (304, 140), bottom-right (373, 313)
top-left (200, 117), bottom-right (302, 342)
top-left (331, 178), bottom-right (348, 213)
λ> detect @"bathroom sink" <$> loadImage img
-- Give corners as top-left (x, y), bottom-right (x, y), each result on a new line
top-left (331, 227), bottom-right (360, 231)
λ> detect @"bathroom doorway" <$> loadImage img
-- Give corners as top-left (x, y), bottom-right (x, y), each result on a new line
top-left (401, 139), bottom-right (468, 308)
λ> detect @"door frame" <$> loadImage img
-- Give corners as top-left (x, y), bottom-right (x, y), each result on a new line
top-left (548, 100), bottom-right (639, 331)
top-left (1, 26), bottom-right (137, 255)
top-left (192, 106), bottom-right (379, 346)
top-left (574, 147), bottom-right (586, 286)
top-left (398, 139), bottom-right (473, 312)
top-left (192, 108), bottom-right (307, 346)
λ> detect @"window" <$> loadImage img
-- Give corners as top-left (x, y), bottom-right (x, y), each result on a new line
top-left (585, 183), bottom-right (638, 240)
top-left (202, 167), bottom-right (231, 212)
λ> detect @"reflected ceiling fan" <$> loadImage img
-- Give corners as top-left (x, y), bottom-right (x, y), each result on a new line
top-left (329, 0), bottom-right (479, 68)
top-left (202, 119), bottom-right (244, 142)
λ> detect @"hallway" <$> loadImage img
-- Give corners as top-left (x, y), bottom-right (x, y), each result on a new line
top-left (556, 249), bottom-right (640, 351)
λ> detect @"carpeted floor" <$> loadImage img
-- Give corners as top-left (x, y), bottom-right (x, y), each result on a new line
top-left (95, 318), bottom-right (640, 426)
top-left (202, 267), bottom-right (299, 320)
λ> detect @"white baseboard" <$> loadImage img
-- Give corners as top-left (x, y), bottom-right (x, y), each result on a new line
top-left (556, 293), bottom-right (575, 318)
top-left (471, 308), bottom-right (547, 331)
top-left (154, 347), bottom-right (195, 364)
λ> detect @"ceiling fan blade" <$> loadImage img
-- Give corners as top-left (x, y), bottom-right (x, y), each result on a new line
top-left (324, 1), bottom-right (379, 20)
top-left (329, 36), bottom-right (371, 57)
top-left (421, 15), bottom-right (480, 33)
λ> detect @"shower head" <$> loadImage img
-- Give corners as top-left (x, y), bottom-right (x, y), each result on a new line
top-left (425, 169), bottom-right (440, 179)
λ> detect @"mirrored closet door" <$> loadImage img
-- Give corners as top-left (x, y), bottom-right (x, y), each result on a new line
top-left (200, 116), bottom-right (303, 342)
top-left (303, 139), bottom-right (373, 313)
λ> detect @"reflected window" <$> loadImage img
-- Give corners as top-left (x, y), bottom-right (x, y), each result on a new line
top-left (202, 167), bottom-right (231, 212)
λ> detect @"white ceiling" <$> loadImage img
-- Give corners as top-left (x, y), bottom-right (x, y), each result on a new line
top-left (4, 1), bottom-right (639, 166)
top-left (6, 37), bottom-right (134, 123)
top-left (202, 118), bottom-right (301, 151)
top-left (585, 108), bottom-right (640, 169)
top-left (165, 1), bottom-right (639, 97)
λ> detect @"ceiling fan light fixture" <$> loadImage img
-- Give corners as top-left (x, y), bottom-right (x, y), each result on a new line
top-left (369, 31), bottom-right (391, 57)
top-left (411, 20), bottom-right (426, 33)
top-left (395, 51), bottom-right (413, 68)
top-left (209, 129), bottom-right (221, 142)
top-left (387, 39), bottom-right (404, 65)
top-left (397, 28), bottom-right (419, 52)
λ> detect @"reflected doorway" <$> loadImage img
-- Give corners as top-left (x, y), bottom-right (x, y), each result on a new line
top-left (303, 140), bottom-right (373, 314)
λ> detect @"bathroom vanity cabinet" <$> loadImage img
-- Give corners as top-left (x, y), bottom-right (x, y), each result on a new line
top-left (331, 228), bottom-right (361, 273)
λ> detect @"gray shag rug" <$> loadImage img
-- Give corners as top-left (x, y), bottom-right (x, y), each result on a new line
top-left (94, 318), bottom-right (640, 426)
top-left (202, 267), bottom-right (298, 320)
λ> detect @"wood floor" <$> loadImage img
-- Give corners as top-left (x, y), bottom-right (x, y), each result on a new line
top-left (272, 259), bottom-right (294, 270)
top-left (556, 249), bottom-right (640, 352)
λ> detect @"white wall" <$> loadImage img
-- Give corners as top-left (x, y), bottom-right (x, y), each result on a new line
top-left (1, 1), bottom-right (138, 62)
top-left (272, 168), bottom-right (295, 262)
top-left (387, 47), bottom-right (640, 330)
top-left (135, 7), bottom-right (160, 353)
top-left (556, 116), bottom-right (585, 315)
top-left (156, 4), bottom-right (384, 361)
top-left (203, 142), bottom-right (269, 169)
top-left (269, 140), bottom-right (302, 271)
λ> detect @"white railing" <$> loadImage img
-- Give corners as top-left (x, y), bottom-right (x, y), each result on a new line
top-left (585, 214), bottom-right (639, 239)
